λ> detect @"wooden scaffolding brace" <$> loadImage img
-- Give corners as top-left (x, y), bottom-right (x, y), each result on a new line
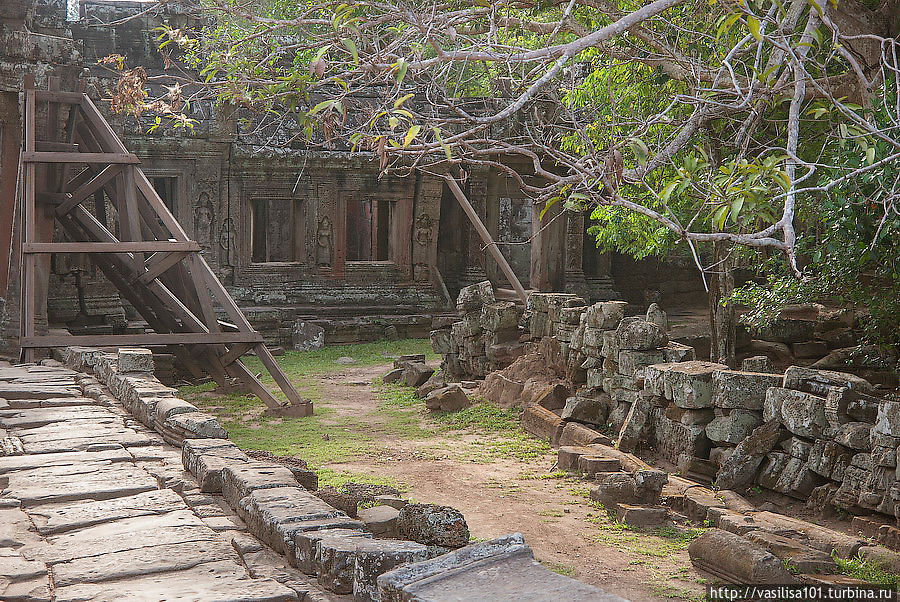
top-left (17, 78), bottom-right (312, 417)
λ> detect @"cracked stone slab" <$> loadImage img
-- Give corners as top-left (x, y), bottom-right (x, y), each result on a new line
top-left (0, 407), bottom-right (116, 429)
top-left (52, 560), bottom-right (300, 602)
top-left (29, 488), bottom-right (187, 535)
top-left (0, 549), bottom-right (48, 582)
top-left (42, 512), bottom-right (222, 570)
top-left (0, 506), bottom-right (43, 549)
top-left (0, 448), bottom-right (133, 475)
top-left (6, 397), bottom-right (98, 410)
top-left (5, 462), bottom-right (157, 506)
top-left (51, 538), bottom-right (238, 587)
top-left (0, 384), bottom-right (81, 400)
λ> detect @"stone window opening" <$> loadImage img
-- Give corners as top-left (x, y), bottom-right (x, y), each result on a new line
top-left (250, 198), bottom-right (305, 263)
top-left (346, 198), bottom-right (392, 262)
top-left (151, 176), bottom-right (178, 217)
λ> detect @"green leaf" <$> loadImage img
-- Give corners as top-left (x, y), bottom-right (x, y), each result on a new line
top-left (866, 147), bottom-right (875, 165)
top-left (394, 93), bottom-right (414, 108)
top-left (341, 38), bottom-right (358, 64)
top-left (713, 205), bottom-right (729, 230)
top-left (731, 198), bottom-right (744, 222)
top-left (628, 138), bottom-right (649, 166)
top-left (403, 124), bottom-right (421, 147)
top-left (395, 59), bottom-right (408, 84)
top-left (748, 16), bottom-right (761, 41)
top-left (308, 100), bottom-right (333, 116)
top-left (433, 126), bottom-right (452, 160)
top-left (659, 181), bottom-right (679, 203)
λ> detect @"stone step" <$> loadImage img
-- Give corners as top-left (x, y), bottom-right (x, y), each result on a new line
top-left (0, 384), bottom-right (82, 400)
top-left (0, 406), bottom-right (115, 429)
top-left (377, 533), bottom-right (623, 601)
top-left (0, 447), bottom-right (132, 475)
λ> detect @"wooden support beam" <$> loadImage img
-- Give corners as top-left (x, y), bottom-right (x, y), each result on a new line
top-left (23, 241), bottom-right (200, 254)
top-left (219, 343), bottom-right (254, 367)
top-left (21, 151), bottom-right (140, 164)
top-left (34, 90), bottom-right (85, 104)
top-left (137, 251), bottom-right (190, 285)
top-left (444, 174), bottom-right (528, 304)
top-left (55, 164), bottom-right (122, 216)
top-left (21, 332), bottom-right (264, 348)
top-left (36, 142), bottom-right (79, 152)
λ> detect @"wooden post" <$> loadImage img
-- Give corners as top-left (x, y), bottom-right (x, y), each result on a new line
top-left (444, 174), bottom-right (527, 304)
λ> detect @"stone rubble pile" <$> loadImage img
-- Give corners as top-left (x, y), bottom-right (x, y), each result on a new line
top-left (433, 289), bottom-right (900, 532)
top-left (431, 281), bottom-right (525, 379)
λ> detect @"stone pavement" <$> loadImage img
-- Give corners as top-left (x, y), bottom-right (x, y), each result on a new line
top-left (0, 361), bottom-right (323, 601)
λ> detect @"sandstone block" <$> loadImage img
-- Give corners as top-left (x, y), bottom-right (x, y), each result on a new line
top-left (294, 528), bottom-right (370, 575)
top-left (558, 422), bottom-right (611, 447)
top-left (689, 529), bottom-right (794, 584)
top-left (116, 347), bottom-right (154, 373)
top-left (615, 318), bottom-right (667, 351)
top-left (577, 456), bottom-right (621, 475)
top-left (400, 363), bottom-right (434, 388)
top-left (424, 385), bottom-right (470, 412)
top-left (706, 410), bottom-right (762, 445)
top-left (352, 539), bottom-right (429, 601)
top-left (665, 361), bottom-right (728, 409)
top-left (358, 505), bottom-right (400, 537)
top-left (292, 321), bottom-right (325, 351)
top-left (584, 301), bottom-right (627, 330)
top-left (397, 504), bottom-right (469, 548)
top-left (713, 370), bottom-right (783, 410)
top-left (770, 388), bottom-right (828, 438)
top-left (742, 356), bottom-right (775, 373)
top-left (457, 281), bottom-right (494, 311)
top-left (834, 422), bottom-right (873, 450)
top-left (618, 349), bottom-right (666, 379)
top-left (561, 394), bottom-right (610, 426)
top-left (521, 405), bottom-right (563, 443)
top-left (617, 504), bottom-right (669, 526)
top-left (617, 394), bottom-right (653, 452)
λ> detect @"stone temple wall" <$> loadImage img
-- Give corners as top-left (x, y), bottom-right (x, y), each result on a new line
top-left (432, 284), bottom-right (900, 523)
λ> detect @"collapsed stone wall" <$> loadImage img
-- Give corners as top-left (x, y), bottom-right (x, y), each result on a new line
top-left (432, 283), bottom-right (899, 522)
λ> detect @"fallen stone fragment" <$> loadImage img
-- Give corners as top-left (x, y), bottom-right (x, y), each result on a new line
top-left (521, 404), bottom-right (563, 442)
top-left (745, 531), bottom-right (837, 574)
top-left (715, 420), bottom-right (786, 491)
top-left (577, 456), bottom-right (621, 475)
top-left (359, 505), bottom-right (400, 537)
top-left (397, 504), bottom-right (469, 548)
top-left (424, 385), bottom-right (470, 412)
top-left (616, 318), bottom-right (667, 351)
top-left (616, 504), bottom-right (669, 526)
top-left (377, 533), bottom-right (624, 601)
top-left (689, 529), bottom-right (795, 584)
top-left (400, 363), bottom-right (434, 388)
top-left (558, 422), bottom-right (611, 447)
top-left (314, 486), bottom-right (358, 518)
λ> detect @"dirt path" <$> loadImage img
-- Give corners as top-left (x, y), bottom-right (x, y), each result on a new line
top-left (314, 363), bottom-right (706, 602)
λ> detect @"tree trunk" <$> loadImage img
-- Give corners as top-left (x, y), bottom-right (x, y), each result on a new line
top-left (709, 241), bottom-right (736, 368)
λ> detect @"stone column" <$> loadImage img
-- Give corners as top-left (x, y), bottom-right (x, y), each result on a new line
top-left (563, 210), bottom-right (588, 299)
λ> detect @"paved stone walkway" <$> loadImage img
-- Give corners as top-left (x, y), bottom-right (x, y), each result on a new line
top-left (0, 361), bottom-right (329, 601)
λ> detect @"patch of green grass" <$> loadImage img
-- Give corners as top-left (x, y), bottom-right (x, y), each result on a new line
top-left (835, 554), bottom-right (900, 590)
top-left (541, 561), bottom-right (576, 577)
top-left (538, 509), bottom-right (565, 517)
top-left (431, 401), bottom-right (521, 432)
top-left (222, 411), bottom-right (376, 465)
top-left (315, 468), bottom-right (407, 492)
top-left (518, 470), bottom-right (567, 480)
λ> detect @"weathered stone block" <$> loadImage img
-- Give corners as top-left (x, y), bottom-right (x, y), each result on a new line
top-left (616, 504), bottom-right (669, 526)
top-left (689, 529), bottom-right (794, 584)
top-left (665, 361), bottom-right (728, 409)
top-left (769, 388), bottom-right (828, 438)
top-left (397, 504), bottom-right (469, 548)
top-left (741, 356), bottom-right (774, 373)
top-left (617, 394), bottom-right (653, 452)
top-left (294, 528), bottom-right (370, 575)
top-left (116, 347), bottom-right (154, 373)
top-left (713, 370), bottom-right (783, 410)
top-left (834, 422), bottom-right (873, 450)
top-left (400, 363), bottom-right (434, 388)
top-left (292, 321), bottom-right (325, 351)
top-left (706, 410), bottom-right (763, 445)
top-left (457, 281), bottom-right (494, 311)
top-left (560, 394), bottom-right (610, 426)
top-left (715, 420), bottom-right (786, 491)
top-left (424, 385), bottom-right (470, 412)
top-left (616, 318), bottom-right (667, 351)
top-left (584, 301), bottom-right (627, 330)
top-left (359, 505), bottom-right (400, 537)
top-left (618, 349), bottom-right (667, 379)
top-left (521, 405), bottom-right (563, 443)
top-left (352, 539), bottom-right (429, 601)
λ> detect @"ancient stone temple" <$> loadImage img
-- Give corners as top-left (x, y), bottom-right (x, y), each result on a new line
top-left (0, 0), bottom-right (704, 353)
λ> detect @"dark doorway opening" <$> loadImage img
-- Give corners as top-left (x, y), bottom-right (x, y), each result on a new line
top-left (347, 199), bottom-right (391, 261)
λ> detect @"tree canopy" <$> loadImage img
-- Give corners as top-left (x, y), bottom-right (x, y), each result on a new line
top-left (107, 0), bottom-right (900, 343)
